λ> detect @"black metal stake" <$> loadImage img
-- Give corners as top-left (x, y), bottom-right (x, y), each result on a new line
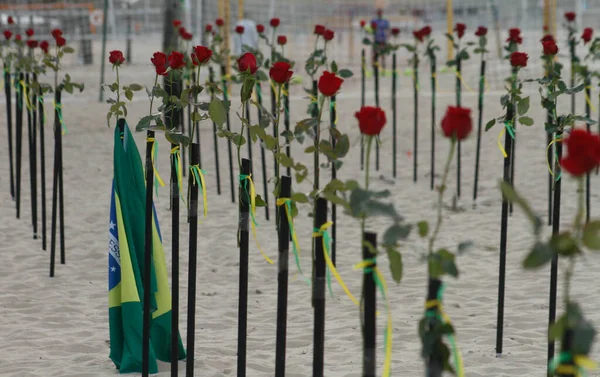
top-left (50, 90), bottom-right (65, 276)
top-left (4, 66), bottom-right (14, 200)
top-left (170, 142), bottom-right (180, 377)
top-left (16, 71), bottom-right (23, 219)
top-left (245, 100), bottom-right (253, 167)
top-left (27, 74), bottom-right (35, 231)
top-left (274, 175), bottom-right (291, 377)
top-left (362, 232), bottom-right (377, 377)
top-left (312, 198), bottom-right (328, 377)
top-left (31, 73), bottom-right (38, 239)
top-left (392, 54), bottom-right (397, 178)
top-left (473, 59), bottom-right (486, 203)
top-left (425, 278), bottom-right (443, 377)
top-left (185, 144), bottom-right (201, 377)
top-left (413, 58), bottom-right (419, 183)
top-left (548, 130), bottom-right (563, 374)
top-left (237, 158), bottom-right (251, 377)
top-left (208, 67), bottom-right (221, 195)
top-left (456, 57), bottom-right (462, 198)
top-left (39, 94), bottom-right (47, 250)
top-left (585, 76), bottom-right (591, 222)
top-left (221, 65), bottom-right (235, 204)
top-left (141, 130), bottom-right (155, 377)
top-left (495, 98), bottom-right (514, 356)
top-left (255, 82), bottom-right (270, 220)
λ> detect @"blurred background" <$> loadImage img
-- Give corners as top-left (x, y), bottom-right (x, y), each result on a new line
top-left (2, 0), bottom-right (598, 99)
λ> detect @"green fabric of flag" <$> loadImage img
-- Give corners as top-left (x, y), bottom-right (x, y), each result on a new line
top-left (108, 122), bottom-right (186, 373)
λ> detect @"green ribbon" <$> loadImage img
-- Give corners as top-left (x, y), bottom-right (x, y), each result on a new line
top-left (425, 283), bottom-right (463, 376)
top-left (280, 198), bottom-right (311, 285)
top-left (361, 257), bottom-right (391, 356)
top-left (54, 103), bottom-right (68, 135)
top-left (239, 174), bottom-right (258, 227)
top-left (504, 122), bottom-right (515, 139)
top-left (190, 165), bottom-right (206, 188)
top-left (313, 226), bottom-right (334, 298)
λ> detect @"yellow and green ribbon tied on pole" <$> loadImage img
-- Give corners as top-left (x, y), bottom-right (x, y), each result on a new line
top-left (312, 222), bottom-right (359, 305)
top-left (497, 122), bottom-right (515, 158)
top-left (240, 174), bottom-right (274, 265)
top-left (147, 137), bottom-right (166, 196)
top-left (170, 146), bottom-right (186, 205)
top-left (353, 257), bottom-right (393, 377)
top-left (189, 164), bottom-right (208, 218)
top-left (276, 198), bottom-right (311, 285)
top-left (549, 351), bottom-right (597, 377)
top-left (546, 136), bottom-right (563, 182)
top-left (53, 101), bottom-right (68, 135)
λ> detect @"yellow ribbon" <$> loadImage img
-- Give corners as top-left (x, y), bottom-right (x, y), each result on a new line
top-left (584, 86), bottom-right (597, 113)
top-left (19, 79), bottom-right (33, 111)
top-left (276, 198), bottom-right (311, 284)
top-left (312, 221), bottom-right (360, 306)
top-left (147, 137), bottom-right (166, 189)
top-left (453, 69), bottom-right (476, 94)
top-left (425, 298), bottom-right (465, 377)
top-left (551, 352), bottom-right (597, 376)
top-left (52, 101), bottom-right (68, 135)
top-left (189, 164), bottom-right (208, 218)
top-left (241, 174), bottom-right (274, 264)
top-left (170, 146), bottom-right (186, 205)
top-left (353, 259), bottom-right (392, 377)
top-left (497, 122), bottom-right (515, 158)
top-left (546, 137), bottom-right (563, 180)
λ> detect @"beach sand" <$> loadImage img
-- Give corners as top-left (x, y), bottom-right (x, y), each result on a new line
top-left (1, 39), bottom-right (600, 377)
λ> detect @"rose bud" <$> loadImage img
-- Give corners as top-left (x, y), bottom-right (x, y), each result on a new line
top-left (237, 52), bottom-right (258, 74)
top-left (269, 61), bottom-right (293, 84)
top-left (475, 26), bottom-right (488, 37)
top-left (441, 106), bottom-right (473, 140)
top-left (256, 24), bottom-right (265, 33)
top-left (270, 17), bottom-right (280, 28)
top-left (355, 106), bottom-right (386, 136)
top-left (582, 28), bottom-right (593, 44)
top-left (191, 45), bottom-right (212, 65)
top-left (109, 50), bottom-right (125, 66)
top-left (510, 52), bottom-right (528, 68)
top-left (168, 50), bottom-right (186, 69)
top-left (455, 23), bottom-right (466, 38)
top-left (151, 52), bottom-right (168, 75)
top-left (277, 35), bottom-right (287, 45)
top-left (318, 71), bottom-right (343, 97)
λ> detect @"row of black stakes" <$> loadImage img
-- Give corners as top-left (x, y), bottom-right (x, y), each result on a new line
top-left (3, 67), bottom-right (65, 277)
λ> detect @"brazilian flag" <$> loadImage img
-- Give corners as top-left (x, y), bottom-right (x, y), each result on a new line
top-left (108, 122), bottom-right (186, 373)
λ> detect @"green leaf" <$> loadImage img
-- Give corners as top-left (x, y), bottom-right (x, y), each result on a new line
top-left (523, 242), bottom-right (554, 269)
top-left (125, 89), bottom-right (133, 101)
top-left (583, 220), bottom-right (600, 250)
top-left (230, 133), bottom-right (246, 146)
top-left (334, 134), bottom-right (350, 157)
top-left (338, 69), bottom-right (354, 78)
top-left (572, 320), bottom-right (596, 355)
top-left (362, 37), bottom-right (372, 45)
top-left (437, 249), bottom-right (459, 278)
top-left (62, 46), bottom-right (75, 54)
top-left (291, 192), bottom-right (309, 203)
top-left (519, 116), bottom-right (534, 126)
top-left (254, 194), bottom-right (267, 207)
top-left (322, 191), bottom-right (349, 208)
top-left (517, 96), bottom-right (530, 115)
top-left (331, 60), bottom-right (338, 73)
top-left (417, 221), bottom-right (429, 238)
top-left (165, 130), bottom-right (191, 146)
top-left (241, 76), bottom-right (256, 103)
top-left (383, 224), bottom-right (412, 246)
top-left (548, 313), bottom-right (567, 341)
top-left (304, 146), bottom-right (316, 154)
top-left (386, 249), bottom-right (403, 283)
top-left (256, 70), bottom-right (268, 82)
top-left (549, 232), bottom-right (580, 257)
top-left (485, 119), bottom-right (496, 131)
top-left (135, 115), bottom-right (154, 132)
top-left (129, 83), bottom-right (144, 91)
top-left (208, 97), bottom-right (227, 126)
top-left (191, 111), bottom-right (203, 122)
top-left (499, 180), bottom-right (542, 235)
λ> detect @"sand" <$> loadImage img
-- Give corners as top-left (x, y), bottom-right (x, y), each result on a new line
top-left (1, 38), bottom-right (600, 377)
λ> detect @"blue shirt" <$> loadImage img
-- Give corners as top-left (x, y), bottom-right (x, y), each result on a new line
top-left (372, 18), bottom-right (390, 43)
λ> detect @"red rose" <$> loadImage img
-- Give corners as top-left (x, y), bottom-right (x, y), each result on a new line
top-left (205, 24), bottom-right (213, 33)
top-left (237, 52), bottom-right (258, 74)
top-left (541, 34), bottom-right (555, 43)
top-left (314, 24), bottom-right (326, 35)
top-left (542, 40), bottom-right (559, 55)
top-left (371, 21), bottom-right (377, 30)
top-left (355, 106), bottom-right (386, 136)
top-left (318, 71), bottom-right (343, 97)
top-left (413, 29), bottom-right (424, 42)
top-left (191, 45), bottom-right (212, 65)
top-left (3, 30), bottom-right (12, 40)
top-left (475, 26), bottom-right (488, 37)
top-left (235, 25), bottom-right (245, 34)
top-left (15, 34), bottom-right (21, 42)
top-left (510, 52), bottom-right (528, 68)
top-left (323, 29), bottom-right (334, 41)
top-left (421, 26), bottom-right (432, 37)
top-left (51, 29), bottom-right (63, 39)
top-left (109, 50), bottom-right (125, 66)
top-left (56, 36), bottom-right (66, 47)
top-left (168, 50), bottom-right (185, 69)
top-left (25, 28), bottom-right (34, 37)
top-left (582, 28), bottom-right (593, 44)
top-left (151, 52), bottom-right (168, 75)
top-left (7, 16), bottom-right (14, 25)
top-left (26, 39), bottom-right (38, 49)
top-left (179, 27), bottom-right (193, 40)
top-left (391, 27), bottom-right (400, 36)
top-left (215, 18), bottom-right (224, 27)
top-left (270, 18), bottom-right (280, 28)
top-left (360, 20), bottom-right (366, 28)
top-left (277, 35), bottom-right (287, 45)
top-left (39, 40), bottom-right (49, 54)
top-left (455, 23), bottom-right (466, 38)
top-left (441, 106), bottom-right (472, 140)
top-left (256, 24), bottom-right (265, 33)
top-left (560, 129), bottom-right (600, 176)
top-left (173, 20), bottom-right (182, 28)
top-left (269, 61), bottom-right (293, 84)
top-left (507, 28), bottom-right (522, 44)
top-left (565, 12), bottom-right (576, 22)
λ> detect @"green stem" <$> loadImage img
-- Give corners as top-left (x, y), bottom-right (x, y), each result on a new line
top-left (428, 139), bottom-right (457, 255)
top-left (361, 136), bottom-right (373, 235)
top-left (573, 177), bottom-right (585, 238)
top-left (313, 95), bottom-right (326, 195)
top-left (274, 83), bottom-right (282, 181)
top-left (149, 73), bottom-right (158, 116)
top-left (189, 65), bottom-right (202, 142)
top-left (115, 65), bottom-right (121, 122)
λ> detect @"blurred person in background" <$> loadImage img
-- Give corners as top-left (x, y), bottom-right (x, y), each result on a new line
top-left (233, 12), bottom-right (259, 57)
top-left (371, 8), bottom-right (390, 70)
